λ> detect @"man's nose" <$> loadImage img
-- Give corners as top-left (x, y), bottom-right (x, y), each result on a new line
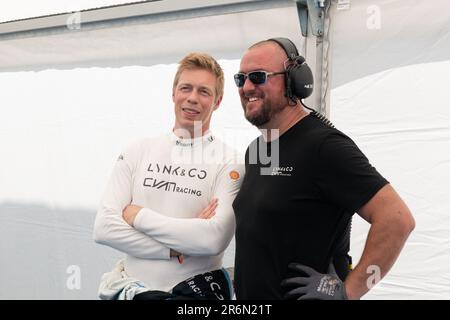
top-left (242, 76), bottom-right (256, 92)
top-left (187, 89), bottom-right (199, 103)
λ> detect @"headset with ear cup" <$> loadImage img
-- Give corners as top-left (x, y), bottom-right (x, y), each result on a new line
top-left (268, 37), bottom-right (314, 101)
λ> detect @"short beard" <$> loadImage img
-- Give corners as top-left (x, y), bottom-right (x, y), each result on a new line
top-left (244, 102), bottom-right (271, 127)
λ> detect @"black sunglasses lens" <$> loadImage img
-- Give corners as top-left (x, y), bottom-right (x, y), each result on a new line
top-left (234, 74), bottom-right (246, 87)
top-left (234, 72), bottom-right (268, 87)
top-left (248, 72), bottom-right (266, 85)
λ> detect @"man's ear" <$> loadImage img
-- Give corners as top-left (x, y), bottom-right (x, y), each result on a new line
top-left (213, 95), bottom-right (223, 111)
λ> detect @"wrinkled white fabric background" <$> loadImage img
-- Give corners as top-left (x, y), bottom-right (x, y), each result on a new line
top-left (0, 0), bottom-right (449, 299)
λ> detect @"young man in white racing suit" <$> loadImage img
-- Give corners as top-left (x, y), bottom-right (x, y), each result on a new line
top-left (94, 52), bottom-right (243, 300)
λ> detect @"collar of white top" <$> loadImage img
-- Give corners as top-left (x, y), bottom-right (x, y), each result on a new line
top-left (170, 130), bottom-right (215, 147)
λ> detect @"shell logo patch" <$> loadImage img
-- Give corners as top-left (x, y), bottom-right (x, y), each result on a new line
top-left (229, 170), bottom-right (240, 181)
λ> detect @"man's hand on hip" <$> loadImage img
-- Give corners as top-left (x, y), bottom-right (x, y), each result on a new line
top-left (281, 263), bottom-right (348, 300)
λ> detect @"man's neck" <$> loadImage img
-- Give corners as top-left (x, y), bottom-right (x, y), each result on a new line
top-left (259, 104), bottom-right (309, 142)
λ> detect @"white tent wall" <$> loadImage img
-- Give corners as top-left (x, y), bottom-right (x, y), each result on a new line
top-left (0, 0), bottom-right (306, 70)
top-left (0, 0), bottom-right (306, 299)
top-left (0, 0), bottom-right (449, 299)
top-left (329, 0), bottom-right (450, 299)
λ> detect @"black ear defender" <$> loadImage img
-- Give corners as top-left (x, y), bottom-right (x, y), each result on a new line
top-left (268, 37), bottom-right (314, 101)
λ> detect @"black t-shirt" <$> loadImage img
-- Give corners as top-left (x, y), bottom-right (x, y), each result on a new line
top-left (232, 114), bottom-right (389, 300)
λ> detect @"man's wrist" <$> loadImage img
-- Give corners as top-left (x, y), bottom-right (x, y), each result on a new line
top-left (342, 282), bottom-right (349, 300)
top-left (343, 281), bottom-right (361, 300)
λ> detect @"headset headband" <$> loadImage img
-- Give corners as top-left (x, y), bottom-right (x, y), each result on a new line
top-left (268, 37), bottom-right (299, 60)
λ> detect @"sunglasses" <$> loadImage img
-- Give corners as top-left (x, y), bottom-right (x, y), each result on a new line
top-left (233, 70), bottom-right (286, 87)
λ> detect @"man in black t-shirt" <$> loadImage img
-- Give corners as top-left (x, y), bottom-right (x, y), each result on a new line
top-left (232, 38), bottom-right (415, 300)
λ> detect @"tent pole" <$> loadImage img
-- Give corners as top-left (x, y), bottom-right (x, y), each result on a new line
top-left (295, 0), bottom-right (334, 117)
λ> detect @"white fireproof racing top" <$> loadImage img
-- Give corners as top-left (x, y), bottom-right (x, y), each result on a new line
top-left (94, 131), bottom-right (243, 291)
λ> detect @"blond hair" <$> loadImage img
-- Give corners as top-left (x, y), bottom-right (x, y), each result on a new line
top-left (173, 52), bottom-right (224, 103)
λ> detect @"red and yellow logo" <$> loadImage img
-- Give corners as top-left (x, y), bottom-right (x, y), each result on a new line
top-left (229, 170), bottom-right (240, 181)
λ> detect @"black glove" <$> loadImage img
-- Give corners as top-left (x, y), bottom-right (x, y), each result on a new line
top-left (281, 263), bottom-right (348, 300)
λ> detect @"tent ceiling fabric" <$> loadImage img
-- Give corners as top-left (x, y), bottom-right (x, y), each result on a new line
top-left (0, 1), bottom-right (161, 23)
top-left (0, 1), bottom-right (305, 71)
top-left (331, 0), bottom-right (450, 88)
top-left (0, 1), bottom-right (277, 27)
